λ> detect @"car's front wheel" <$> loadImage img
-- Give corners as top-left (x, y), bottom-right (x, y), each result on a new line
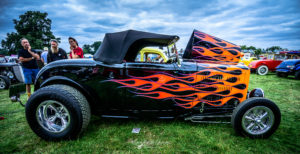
top-left (256, 65), bottom-right (269, 75)
top-left (231, 97), bottom-right (281, 138)
top-left (26, 84), bottom-right (91, 141)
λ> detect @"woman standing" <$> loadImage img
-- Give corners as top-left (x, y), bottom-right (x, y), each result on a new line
top-left (68, 37), bottom-right (83, 59)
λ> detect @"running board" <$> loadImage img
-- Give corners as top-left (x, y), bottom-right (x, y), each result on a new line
top-left (185, 115), bottom-right (232, 124)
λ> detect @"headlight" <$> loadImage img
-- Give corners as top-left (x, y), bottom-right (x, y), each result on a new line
top-left (7, 71), bottom-right (14, 79)
top-left (287, 65), bottom-right (294, 70)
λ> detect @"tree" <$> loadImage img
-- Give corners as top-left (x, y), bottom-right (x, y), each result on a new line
top-left (82, 41), bottom-right (102, 54)
top-left (254, 48), bottom-right (262, 58)
top-left (240, 45), bottom-right (247, 50)
top-left (266, 46), bottom-right (282, 53)
top-left (247, 46), bottom-right (256, 51)
top-left (91, 41), bottom-right (102, 53)
top-left (82, 44), bottom-right (92, 54)
top-left (1, 11), bottom-right (60, 54)
top-left (0, 48), bottom-right (9, 55)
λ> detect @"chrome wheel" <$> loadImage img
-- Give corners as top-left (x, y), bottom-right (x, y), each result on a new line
top-left (242, 106), bottom-right (274, 135)
top-left (36, 100), bottom-right (71, 133)
top-left (0, 78), bottom-right (6, 89)
top-left (257, 65), bottom-right (268, 75)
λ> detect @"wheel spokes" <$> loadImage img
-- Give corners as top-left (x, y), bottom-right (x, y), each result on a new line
top-left (242, 106), bottom-right (275, 135)
top-left (36, 100), bottom-right (70, 133)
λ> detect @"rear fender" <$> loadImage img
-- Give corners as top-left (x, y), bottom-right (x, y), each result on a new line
top-left (36, 76), bottom-right (98, 112)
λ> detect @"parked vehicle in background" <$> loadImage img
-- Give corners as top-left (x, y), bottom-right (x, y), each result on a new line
top-left (7, 56), bottom-right (19, 63)
top-left (250, 52), bottom-right (300, 75)
top-left (10, 29), bottom-right (281, 140)
top-left (0, 63), bottom-right (24, 89)
top-left (276, 59), bottom-right (300, 79)
top-left (84, 54), bottom-right (93, 59)
top-left (0, 56), bottom-right (7, 63)
top-left (249, 54), bottom-right (283, 75)
top-left (240, 56), bottom-right (258, 66)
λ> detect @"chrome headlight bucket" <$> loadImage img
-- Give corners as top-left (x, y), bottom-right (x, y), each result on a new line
top-left (248, 88), bottom-right (264, 98)
top-left (7, 71), bottom-right (14, 79)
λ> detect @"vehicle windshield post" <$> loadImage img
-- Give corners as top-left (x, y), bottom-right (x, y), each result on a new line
top-left (173, 43), bottom-right (181, 66)
top-left (167, 45), bottom-right (171, 57)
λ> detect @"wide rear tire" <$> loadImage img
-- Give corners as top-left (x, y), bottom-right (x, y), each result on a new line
top-left (26, 84), bottom-right (91, 141)
top-left (231, 97), bottom-right (281, 138)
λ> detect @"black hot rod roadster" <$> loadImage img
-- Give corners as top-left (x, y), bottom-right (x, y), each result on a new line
top-left (10, 30), bottom-right (281, 140)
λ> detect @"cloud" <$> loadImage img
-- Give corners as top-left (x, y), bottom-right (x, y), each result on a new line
top-left (0, 0), bottom-right (300, 51)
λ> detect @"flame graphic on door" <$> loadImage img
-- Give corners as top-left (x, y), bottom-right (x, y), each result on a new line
top-left (108, 65), bottom-right (249, 109)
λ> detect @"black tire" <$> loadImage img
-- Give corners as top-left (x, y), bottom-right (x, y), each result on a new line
top-left (231, 97), bottom-right (281, 139)
top-left (0, 75), bottom-right (10, 89)
top-left (25, 84), bottom-right (91, 141)
top-left (256, 65), bottom-right (269, 75)
top-left (295, 70), bottom-right (300, 80)
top-left (276, 72), bottom-right (288, 78)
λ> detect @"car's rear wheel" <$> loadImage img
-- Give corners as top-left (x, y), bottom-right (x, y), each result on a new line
top-left (256, 65), bottom-right (269, 75)
top-left (276, 72), bottom-right (288, 78)
top-left (0, 75), bottom-right (10, 89)
top-left (26, 84), bottom-right (91, 141)
top-left (231, 97), bottom-right (281, 138)
top-left (295, 70), bottom-right (300, 80)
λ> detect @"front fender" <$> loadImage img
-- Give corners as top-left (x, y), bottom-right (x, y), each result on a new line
top-left (295, 65), bottom-right (300, 71)
top-left (37, 75), bottom-right (83, 89)
top-left (35, 75), bottom-right (98, 113)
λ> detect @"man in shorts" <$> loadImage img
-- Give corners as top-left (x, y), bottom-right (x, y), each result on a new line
top-left (18, 38), bottom-right (40, 98)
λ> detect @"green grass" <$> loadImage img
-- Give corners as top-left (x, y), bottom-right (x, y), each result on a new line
top-left (1, 73), bottom-right (300, 153)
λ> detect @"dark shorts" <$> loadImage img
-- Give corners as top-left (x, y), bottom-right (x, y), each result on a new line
top-left (22, 68), bottom-right (39, 84)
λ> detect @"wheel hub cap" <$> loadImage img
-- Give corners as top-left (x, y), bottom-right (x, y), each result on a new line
top-left (36, 100), bottom-right (71, 133)
top-left (242, 106), bottom-right (274, 135)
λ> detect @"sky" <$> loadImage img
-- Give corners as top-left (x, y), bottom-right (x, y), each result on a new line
top-left (0, 0), bottom-right (300, 52)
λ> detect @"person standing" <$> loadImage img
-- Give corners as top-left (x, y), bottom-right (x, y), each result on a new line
top-left (68, 37), bottom-right (83, 59)
top-left (18, 38), bottom-right (40, 98)
top-left (47, 39), bottom-right (67, 63)
top-left (41, 47), bottom-right (48, 65)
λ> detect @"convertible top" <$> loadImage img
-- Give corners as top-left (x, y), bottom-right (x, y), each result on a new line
top-left (94, 30), bottom-right (179, 64)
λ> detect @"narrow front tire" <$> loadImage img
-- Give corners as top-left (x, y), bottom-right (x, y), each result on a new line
top-left (231, 97), bottom-right (281, 138)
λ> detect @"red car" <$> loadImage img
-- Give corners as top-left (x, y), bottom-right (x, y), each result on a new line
top-left (249, 55), bottom-right (283, 75)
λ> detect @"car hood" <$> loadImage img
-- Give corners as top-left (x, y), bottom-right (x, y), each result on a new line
top-left (276, 59), bottom-right (300, 69)
top-left (183, 30), bottom-right (242, 63)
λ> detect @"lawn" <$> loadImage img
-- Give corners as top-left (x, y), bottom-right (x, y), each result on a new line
top-left (0, 73), bottom-right (299, 153)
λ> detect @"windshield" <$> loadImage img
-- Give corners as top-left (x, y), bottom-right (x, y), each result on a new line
top-left (135, 43), bottom-right (179, 63)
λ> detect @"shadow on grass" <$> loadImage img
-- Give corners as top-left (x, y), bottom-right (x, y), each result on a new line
top-left (84, 115), bottom-right (232, 136)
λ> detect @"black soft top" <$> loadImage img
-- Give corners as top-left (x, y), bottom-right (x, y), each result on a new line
top-left (94, 30), bottom-right (179, 64)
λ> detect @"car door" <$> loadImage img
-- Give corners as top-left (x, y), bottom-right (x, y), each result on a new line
top-left (123, 60), bottom-right (198, 111)
top-left (86, 63), bottom-right (127, 111)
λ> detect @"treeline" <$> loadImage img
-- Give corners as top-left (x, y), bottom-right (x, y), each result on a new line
top-left (0, 11), bottom-right (101, 56)
top-left (240, 45), bottom-right (288, 56)
top-left (82, 41), bottom-right (101, 54)
top-left (1, 11), bottom-right (60, 55)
